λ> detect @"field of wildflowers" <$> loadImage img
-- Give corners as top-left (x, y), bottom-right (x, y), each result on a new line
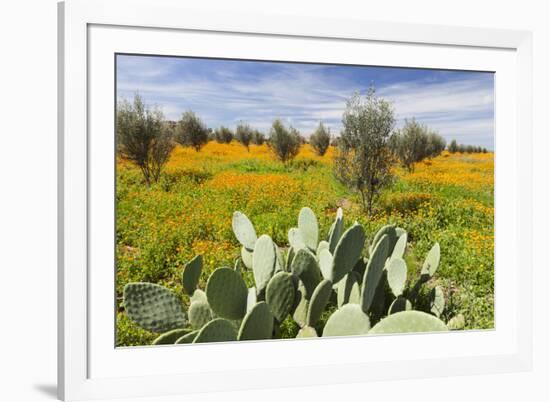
top-left (116, 143), bottom-right (494, 346)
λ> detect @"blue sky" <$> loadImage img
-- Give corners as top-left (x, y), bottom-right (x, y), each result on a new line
top-left (117, 54), bottom-right (494, 149)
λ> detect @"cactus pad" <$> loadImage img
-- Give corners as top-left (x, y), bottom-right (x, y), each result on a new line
top-left (190, 289), bottom-right (207, 304)
top-left (238, 302), bottom-right (274, 341)
top-left (193, 318), bottom-right (238, 343)
top-left (369, 224), bottom-right (397, 258)
top-left (430, 286), bottom-right (445, 318)
top-left (296, 326), bottom-right (318, 338)
top-left (391, 232), bottom-right (408, 259)
top-left (205, 268), bottom-right (247, 320)
top-left (331, 222), bottom-right (366, 284)
top-left (421, 242), bottom-right (440, 278)
top-left (316, 240), bottom-right (330, 256)
top-left (152, 328), bottom-right (189, 345)
top-left (123, 282), bottom-right (186, 333)
top-left (182, 255), bottom-right (202, 295)
top-left (447, 314), bottom-right (465, 330)
top-left (252, 234), bottom-right (277, 294)
top-left (387, 257), bottom-right (407, 297)
top-left (291, 248), bottom-right (321, 299)
top-left (298, 207), bottom-right (319, 251)
top-left (318, 248), bottom-right (333, 281)
top-left (369, 311), bottom-right (448, 334)
top-left (322, 304), bottom-right (371, 337)
top-left (266, 272), bottom-right (296, 322)
top-left (175, 330), bottom-right (199, 344)
top-left (288, 227), bottom-right (306, 250)
top-left (388, 296), bottom-right (412, 315)
top-left (292, 282), bottom-right (309, 327)
top-left (306, 279), bottom-right (332, 327)
top-left (232, 211), bottom-right (257, 251)
top-left (328, 207), bottom-right (344, 253)
top-left (360, 234), bottom-right (389, 313)
top-left (247, 287), bottom-right (257, 313)
top-left (188, 300), bottom-right (213, 329)
top-left (337, 271), bottom-right (361, 307)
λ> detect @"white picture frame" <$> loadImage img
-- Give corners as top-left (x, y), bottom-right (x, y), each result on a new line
top-left (58, 0), bottom-right (533, 400)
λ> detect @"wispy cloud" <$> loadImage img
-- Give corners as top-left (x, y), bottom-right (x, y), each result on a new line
top-left (117, 55), bottom-right (494, 149)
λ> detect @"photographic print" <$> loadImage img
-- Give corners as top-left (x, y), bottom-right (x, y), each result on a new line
top-left (115, 54), bottom-right (494, 346)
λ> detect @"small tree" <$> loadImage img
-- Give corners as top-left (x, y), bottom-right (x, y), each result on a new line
top-left (235, 122), bottom-right (254, 151)
top-left (390, 118), bottom-right (429, 172)
top-left (251, 129), bottom-right (265, 145)
top-left (448, 139), bottom-right (459, 153)
top-left (215, 126), bottom-right (234, 144)
top-left (310, 122), bottom-right (331, 156)
top-left (334, 88), bottom-right (395, 214)
top-left (268, 119), bottom-right (302, 164)
top-left (116, 94), bottom-right (174, 186)
top-left (426, 131), bottom-right (446, 158)
top-left (175, 111), bottom-right (209, 152)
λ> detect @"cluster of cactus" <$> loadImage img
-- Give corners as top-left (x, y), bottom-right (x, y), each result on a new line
top-left (122, 207), bottom-right (465, 345)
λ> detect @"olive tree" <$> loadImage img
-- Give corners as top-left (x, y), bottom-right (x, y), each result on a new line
top-left (310, 122), bottom-right (331, 156)
top-left (175, 111), bottom-right (209, 151)
top-left (235, 122), bottom-right (254, 151)
top-left (334, 88), bottom-right (395, 214)
top-left (116, 94), bottom-right (174, 186)
top-left (215, 126), bottom-right (234, 144)
top-left (268, 119), bottom-right (302, 164)
top-left (448, 139), bottom-right (459, 153)
top-left (251, 129), bottom-right (265, 145)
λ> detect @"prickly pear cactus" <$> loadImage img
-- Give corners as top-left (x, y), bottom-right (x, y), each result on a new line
top-left (175, 330), bottom-right (199, 344)
top-left (306, 279), bottom-right (332, 327)
top-left (330, 222), bottom-right (366, 283)
top-left (193, 318), bottom-right (237, 343)
top-left (266, 271), bottom-right (296, 322)
top-left (430, 286), bottom-right (445, 318)
top-left (182, 255), bottom-right (202, 295)
top-left (387, 257), bottom-right (407, 297)
top-left (152, 328), bottom-right (189, 345)
top-left (361, 235), bottom-right (389, 313)
top-left (447, 314), bottom-right (465, 330)
top-left (369, 311), bottom-right (448, 334)
top-left (322, 304), bottom-right (371, 337)
top-left (288, 227), bottom-right (306, 250)
top-left (232, 211), bottom-right (257, 251)
top-left (328, 207), bottom-right (344, 253)
top-left (252, 234), bottom-right (277, 294)
top-left (337, 271), bottom-right (361, 307)
top-left (188, 300), bottom-right (213, 329)
top-left (391, 232), bottom-right (408, 259)
top-left (238, 302), bottom-right (274, 341)
top-left (318, 248), bottom-right (333, 281)
top-left (296, 326), bottom-right (318, 338)
top-left (190, 289), bottom-right (207, 304)
top-left (292, 282), bottom-right (309, 327)
top-left (298, 207), bottom-right (319, 251)
top-left (369, 224), bottom-right (397, 258)
top-left (205, 268), bottom-right (247, 320)
top-left (388, 296), bottom-right (412, 315)
top-left (123, 282), bottom-right (186, 333)
top-left (316, 240), bottom-right (330, 256)
top-left (421, 242), bottom-right (440, 278)
top-left (291, 248), bottom-right (321, 299)
top-left (241, 246), bottom-right (254, 270)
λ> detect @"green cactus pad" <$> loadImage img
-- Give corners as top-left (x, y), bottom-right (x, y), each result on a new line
top-left (252, 234), bottom-right (277, 294)
top-left (388, 296), bottom-right (412, 315)
top-left (238, 302), bottom-right (274, 341)
top-left (330, 222), bottom-right (366, 284)
top-left (232, 211), bottom-right (257, 251)
top-left (447, 314), bottom-right (465, 330)
top-left (152, 328), bottom-right (189, 345)
top-left (360, 234), bottom-right (389, 313)
top-left (328, 207), bottom-right (344, 253)
top-left (306, 279), bottom-right (333, 327)
top-left (369, 224), bottom-right (397, 258)
top-left (205, 268), bottom-right (248, 320)
top-left (292, 283), bottom-right (309, 327)
top-left (275, 245), bottom-right (285, 273)
top-left (387, 257), bottom-right (407, 297)
top-left (193, 318), bottom-right (238, 343)
top-left (182, 255), bottom-right (202, 295)
top-left (316, 240), bottom-right (330, 256)
top-left (241, 246), bottom-right (254, 270)
top-left (421, 242), bottom-right (440, 278)
top-left (337, 271), bottom-right (361, 307)
top-left (247, 287), bottom-right (257, 313)
top-left (190, 289), bottom-right (207, 304)
top-left (175, 330), bottom-right (199, 344)
top-left (298, 207), bottom-right (319, 251)
top-left (322, 304), bottom-right (371, 337)
top-left (286, 247), bottom-right (295, 272)
top-left (291, 248), bottom-right (321, 299)
top-left (123, 282), bottom-right (186, 333)
top-left (296, 326), bottom-right (318, 338)
top-left (391, 232), bottom-right (408, 259)
top-left (352, 257), bottom-right (367, 279)
top-left (266, 272), bottom-right (296, 322)
top-left (369, 311), bottom-right (448, 334)
top-left (188, 300), bottom-right (213, 329)
top-left (318, 248), bottom-right (333, 281)
top-left (288, 227), bottom-right (306, 250)
top-left (430, 286), bottom-right (445, 318)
